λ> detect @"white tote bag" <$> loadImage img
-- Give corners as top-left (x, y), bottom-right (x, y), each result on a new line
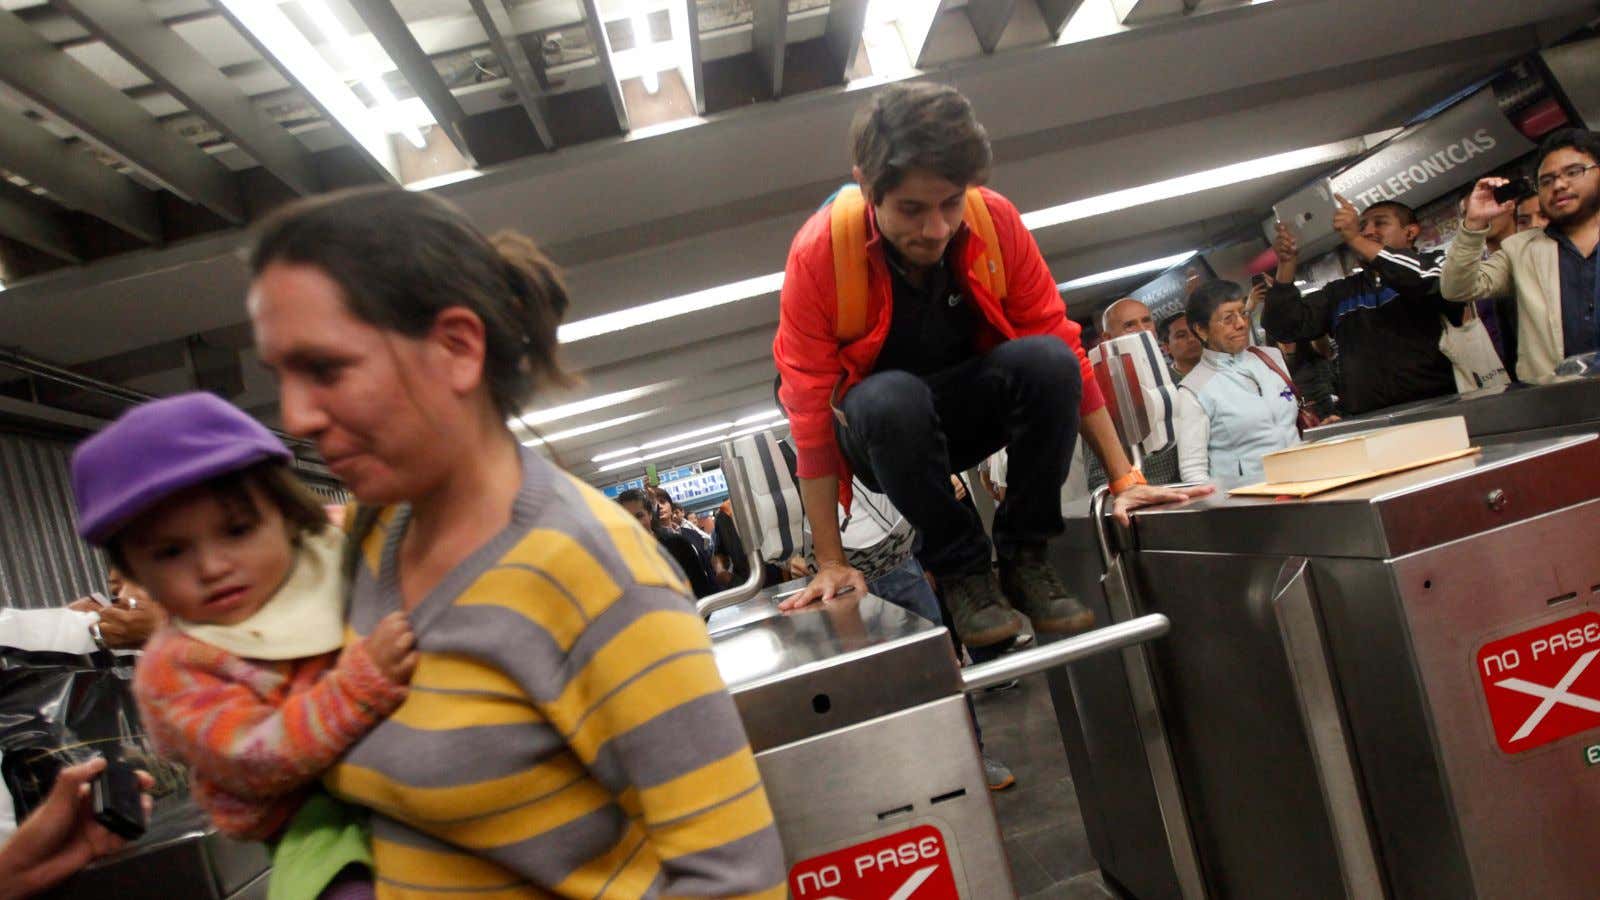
top-left (1439, 303), bottom-right (1510, 393)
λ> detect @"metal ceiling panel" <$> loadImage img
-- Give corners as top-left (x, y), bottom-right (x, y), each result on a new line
top-left (0, 9), bottom-right (244, 222)
top-left (965, 0), bottom-right (1016, 53)
top-left (751, 0), bottom-right (786, 97)
top-left (0, 178), bottom-right (80, 262)
top-left (0, 102), bottom-right (161, 241)
top-left (468, 0), bottom-right (557, 146)
top-left (577, 0), bottom-right (630, 130)
top-left (821, 0), bottom-right (869, 81)
top-left (54, 0), bottom-right (322, 196)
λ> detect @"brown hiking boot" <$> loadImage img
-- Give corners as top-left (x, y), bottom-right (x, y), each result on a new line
top-left (999, 544), bottom-right (1095, 635)
top-left (941, 569), bottom-right (1024, 648)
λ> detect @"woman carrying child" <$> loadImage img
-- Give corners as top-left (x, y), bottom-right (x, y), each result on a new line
top-left (246, 187), bottom-right (786, 898)
top-left (71, 392), bottom-right (418, 899)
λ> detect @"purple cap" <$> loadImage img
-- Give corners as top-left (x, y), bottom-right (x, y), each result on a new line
top-left (71, 392), bottom-right (292, 544)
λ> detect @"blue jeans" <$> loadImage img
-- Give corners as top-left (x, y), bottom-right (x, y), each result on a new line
top-left (869, 557), bottom-right (985, 750)
top-left (867, 557), bottom-right (942, 624)
top-left (836, 336), bottom-right (1084, 578)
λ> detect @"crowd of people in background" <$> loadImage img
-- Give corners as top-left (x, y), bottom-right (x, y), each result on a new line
top-left (1085, 126), bottom-right (1600, 488)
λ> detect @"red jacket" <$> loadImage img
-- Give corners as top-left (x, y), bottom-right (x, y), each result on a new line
top-left (773, 186), bottom-right (1105, 501)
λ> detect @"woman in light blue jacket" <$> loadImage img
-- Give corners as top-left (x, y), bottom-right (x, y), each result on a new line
top-left (1174, 280), bottom-right (1301, 487)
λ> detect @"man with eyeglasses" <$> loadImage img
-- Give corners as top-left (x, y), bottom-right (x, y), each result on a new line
top-left (1444, 128), bottom-right (1600, 379)
top-left (1264, 196), bottom-right (1463, 415)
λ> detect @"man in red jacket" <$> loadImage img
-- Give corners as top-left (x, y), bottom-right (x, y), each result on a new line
top-left (774, 83), bottom-right (1208, 646)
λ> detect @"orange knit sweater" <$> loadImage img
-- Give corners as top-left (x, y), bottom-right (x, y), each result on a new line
top-left (133, 628), bottom-right (408, 840)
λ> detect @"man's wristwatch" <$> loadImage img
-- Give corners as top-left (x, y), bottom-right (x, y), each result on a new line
top-left (1109, 468), bottom-right (1148, 496)
top-left (89, 620), bottom-right (109, 651)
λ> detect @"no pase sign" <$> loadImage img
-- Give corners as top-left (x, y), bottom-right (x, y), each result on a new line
top-left (1477, 612), bottom-right (1600, 754)
top-left (788, 825), bottom-right (960, 899)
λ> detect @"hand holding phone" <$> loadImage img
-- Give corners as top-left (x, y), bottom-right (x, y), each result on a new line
top-left (90, 758), bottom-right (148, 841)
top-left (1491, 177), bottom-right (1531, 205)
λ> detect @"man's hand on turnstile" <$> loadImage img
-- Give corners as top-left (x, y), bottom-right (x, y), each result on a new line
top-left (779, 560), bottom-right (867, 611)
top-left (1111, 483), bottom-right (1214, 526)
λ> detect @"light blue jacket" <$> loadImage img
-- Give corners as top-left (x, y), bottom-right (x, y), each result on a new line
top-left (1175, 347), bottom-right (1300, 487)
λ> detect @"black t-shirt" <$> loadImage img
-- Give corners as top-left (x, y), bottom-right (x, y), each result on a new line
top-left (871, 245), bottom-right (979, 377)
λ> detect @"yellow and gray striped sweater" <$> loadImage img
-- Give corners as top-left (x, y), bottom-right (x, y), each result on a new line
top-left (325, 450), bottom-right (786, 899)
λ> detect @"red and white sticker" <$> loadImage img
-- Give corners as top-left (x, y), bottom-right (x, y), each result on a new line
top-left (788, 824), bottom-right (960, 900)
top-left (1478, 611), bottom-right (1600, 754)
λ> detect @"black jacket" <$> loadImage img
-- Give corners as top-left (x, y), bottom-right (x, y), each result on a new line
top-left (1262, 248), bottom-right (1462, 415)
top-left (655, 527), bottom-right (714, 598)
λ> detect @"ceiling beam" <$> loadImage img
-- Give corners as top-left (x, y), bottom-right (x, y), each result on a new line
top-left (347, 0), bottom-right (477, 165)
top-left (577, 0), bottom-right (630, 132)
top-left (0, 105), bottom-right (161, 243)
top-left (52, 0), bottom-right (321, 197)
top-left (0, 180), bottom-right (79, 263)
top-left (966, 0), bottom-right (1018, 53)
top-left (751, 0), bottom-right (787, 98)
top-left (686, 0), bottom-right (707, 115)
top-left (1035, 0), bottom-right (1089, 38)
top-left (0, 9), bottom-right (244, 223)
top-left (821, 0), bottom-right (869, 82)
top-left (467, 0), bottom-right (555, 148)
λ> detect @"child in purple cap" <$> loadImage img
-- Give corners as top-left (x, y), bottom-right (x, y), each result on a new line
top-left (70, 392), bottom-right (417, 900)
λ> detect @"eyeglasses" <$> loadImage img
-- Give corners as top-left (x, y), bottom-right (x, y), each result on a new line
top-left (1212, 310), bottom-right (1249, 328)
top-left (1536, 163), bottom-right (1599, 192)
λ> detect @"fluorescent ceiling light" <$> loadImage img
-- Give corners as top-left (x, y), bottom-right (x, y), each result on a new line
top-left (299, 0), bottom-right (427, 149)
top-left (594, 419), bottom-right (734, 462)
top-left (735, 408), bottom-right (785, 426)
top-left (515, 381), bottom-right (674, 428)
top-left (592, 407), bottom-right (786, 462)
top-left (217, 0), bottom-right (399, 176)
top-left (596, 420), bottom-right (790, 473)
top-left (641, 420), bottom-right (736, 450)
top-left (558, 271), bottom-right (786, 343)
top-left (522, 408), bottom-right (659, 447)
top-left (1057, 251), bottom-right (1196, 292)
top-left (1022, 138), bottom-right (1369, 232)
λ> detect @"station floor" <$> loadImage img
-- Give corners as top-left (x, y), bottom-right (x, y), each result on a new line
top-left (977, 673), bottom-right (1120, 900)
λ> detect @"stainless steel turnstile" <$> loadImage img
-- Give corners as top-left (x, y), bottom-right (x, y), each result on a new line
top-left (708, 584), bottom-right (1169, 900)
top-left (1052, 434), bottom-right (1600, 898)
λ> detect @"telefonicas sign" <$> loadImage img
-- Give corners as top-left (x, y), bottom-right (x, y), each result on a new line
top-left (1329, 88), bottom-right (1533, 212)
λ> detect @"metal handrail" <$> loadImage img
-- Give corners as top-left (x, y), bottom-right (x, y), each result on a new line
top-left (696, 549), bottom-right (763, 619)
top-left (960, 614), bottom-right (1170, 692)
top-left (1089, 484), bottom-right (1116, 571)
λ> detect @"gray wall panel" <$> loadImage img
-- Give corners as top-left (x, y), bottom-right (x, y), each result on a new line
top-left (0, 432), bottom-right (106, 609)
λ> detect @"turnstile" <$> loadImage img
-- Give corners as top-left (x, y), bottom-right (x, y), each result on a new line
top-left (1051, 434), bottom-right (1600, 898)
top-left (708, 583), bottom-right (1168, 899)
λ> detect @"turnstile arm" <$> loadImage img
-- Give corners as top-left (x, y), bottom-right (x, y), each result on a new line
top-left (696, 549), bottom-right (764, 619)
top-left (697, 443), bottom-right (769, 620)
top-left (960, 614), bottom-right (1170, 692)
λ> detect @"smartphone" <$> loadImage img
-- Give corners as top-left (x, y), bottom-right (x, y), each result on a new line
top-left (1492, 177), bottom-right (1531, 205)
top-left (88, 591), bottom-right (112, 607)
top-left (1250, 273), bottom-right (1269, 288)
top-left (91, 759), bottom-right (147, 841)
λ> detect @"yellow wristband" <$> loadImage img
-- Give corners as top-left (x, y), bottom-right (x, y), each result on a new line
top-left (1109, 468), bottom-right (1147, 496)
